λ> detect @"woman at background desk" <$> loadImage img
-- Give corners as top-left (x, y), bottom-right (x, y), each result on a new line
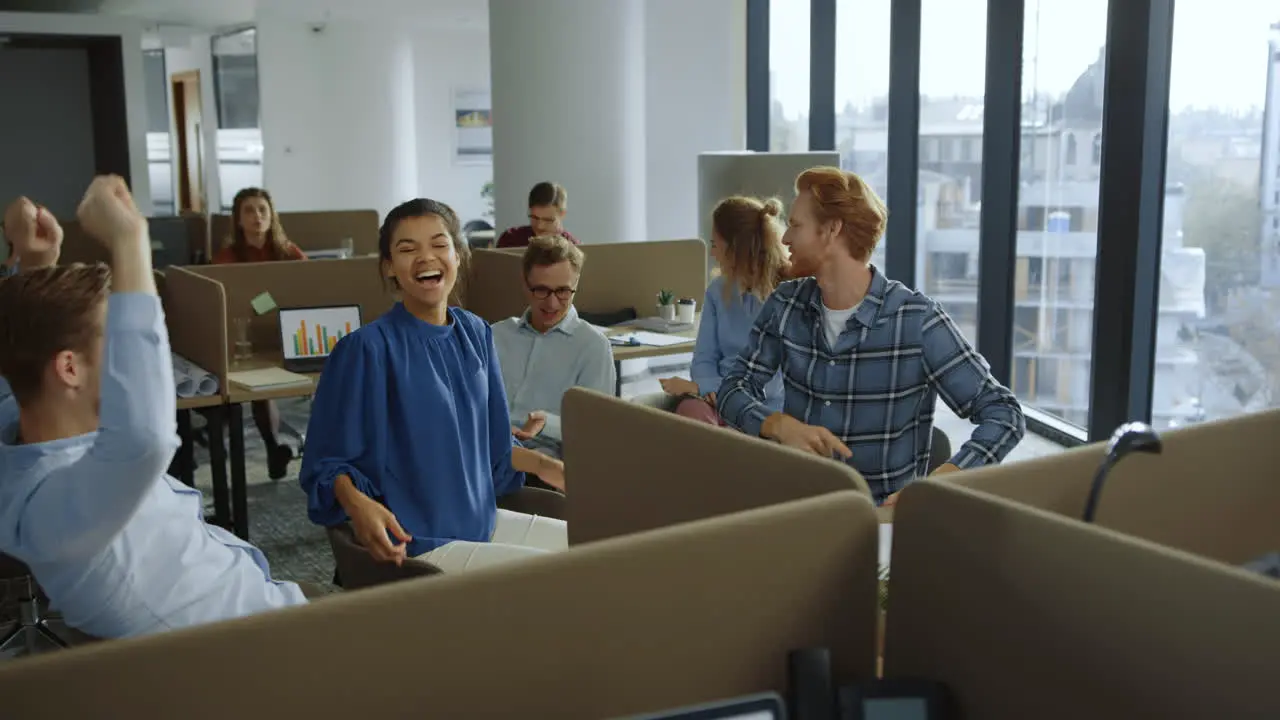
top-left (299, 198), bottom-right (566, 572)
top-left (659, 196), bottom-right (792, 425)
top-left (213, 187), bottom-right (306, 479)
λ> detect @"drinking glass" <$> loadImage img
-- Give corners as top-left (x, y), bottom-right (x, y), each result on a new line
top-left (233, 317), bottom-right (254, 363)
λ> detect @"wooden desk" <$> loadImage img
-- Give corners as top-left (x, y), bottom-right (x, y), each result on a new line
top-left (223, 355), bottom-right (318, 540)
top-left (603, 314), bottom-right (699, 395)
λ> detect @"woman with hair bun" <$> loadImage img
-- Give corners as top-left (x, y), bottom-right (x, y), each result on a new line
top-left (659, 195), bottom-right (791, 425)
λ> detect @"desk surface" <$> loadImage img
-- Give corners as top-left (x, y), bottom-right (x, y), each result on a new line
top-left (226, 354), bottom-right (319, 404)
top-left (605, 314), bottom-right (699, 361)
top-left (176, 394), bottom-right (224, 411)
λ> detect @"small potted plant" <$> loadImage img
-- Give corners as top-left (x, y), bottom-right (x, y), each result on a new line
top-left (656, 289), bottom-right (676, 321)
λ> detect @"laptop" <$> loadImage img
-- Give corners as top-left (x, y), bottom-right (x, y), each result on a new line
top-left (279, 305), bottom-right (363, 373)
top-left (617, 692), bottom-right (786, 720)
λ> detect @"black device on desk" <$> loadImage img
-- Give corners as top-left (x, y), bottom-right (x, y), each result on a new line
top-left (1082, 421), bottom-right (1163, 523)
top-left (787, 647), bottom-right (957, 720)
top-left (278, 305), bottom-right (363, 373)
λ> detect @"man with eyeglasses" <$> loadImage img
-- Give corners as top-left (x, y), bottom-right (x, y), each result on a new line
top-left (495, 181), bottom-right (579, 249)
top-left (491, 235), bottom-right (615, 463)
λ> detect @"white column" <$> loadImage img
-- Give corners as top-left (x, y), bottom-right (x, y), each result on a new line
top-left (256, 16), bottom-right (418, 218)
top-left (489, 0), bottom-right (647, 243)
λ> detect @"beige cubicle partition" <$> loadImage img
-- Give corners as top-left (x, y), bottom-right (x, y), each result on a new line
top-left (55, 221), bottom-right (109, 266)
top-left (885, 479), bottom-right (1280, 719)
top-left (463, 247), bottom-right (528, 323)
top-left (210, 210), bottom-right (379, 256)
top-left (563, 389), bottom-right (871, 544)
top-left (161, 266), bottom-right (229, 389)
top-left (188, 257), bottom-right (392, 360)
top-left (59, 216), bottom-right (208, 267)
top-left (464, 239), bottom-right (709, 324)
top-left (0, 493), bottom-right (881, 720)
top-left (954, 408), bottom-right (1280, 566)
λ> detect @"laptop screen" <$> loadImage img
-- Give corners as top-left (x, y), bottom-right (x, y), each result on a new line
top-left (279, 306), bottom-right (363, 361)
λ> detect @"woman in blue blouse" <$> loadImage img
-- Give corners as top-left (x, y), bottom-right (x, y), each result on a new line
top-left (299, 199), bottom-right (567, 572)
top-left (659, 196), bottom-right (791, 424)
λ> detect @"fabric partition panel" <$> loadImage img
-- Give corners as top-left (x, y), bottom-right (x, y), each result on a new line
top-left (188, 257), bottom-right (391, 358)
top-left (210, 210), bottom-right (380, 256)
top-left (463, 248), bottom-right (529, 323)
top-left (573, 239), bottom-right (707, 317)
top-left (161, 266), bottom-right (229, 388)
top-left (954, 408), bottom-right (1280, 565)
top-left (562, 389), bottom-right (871, 545)
top-left (0, 493), bottom-right (880, 719)
top-left (885, 480), bottom-right (1280, 719)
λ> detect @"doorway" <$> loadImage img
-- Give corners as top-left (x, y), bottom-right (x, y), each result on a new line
top-left (171, 70), bottom-right (205, 213)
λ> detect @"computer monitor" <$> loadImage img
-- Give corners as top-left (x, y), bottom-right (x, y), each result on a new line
top-left (279, 305), bottom-right (363, 373)
top-left (619, 692), bottom-right (786, 720)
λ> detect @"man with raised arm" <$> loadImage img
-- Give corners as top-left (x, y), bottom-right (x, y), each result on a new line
top-left (0, 177), bottom-right (308, 640)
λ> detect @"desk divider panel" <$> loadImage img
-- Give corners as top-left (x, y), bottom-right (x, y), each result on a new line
top-left (59, 218), bottom-right (206, 267)
top-left (55, 221), bottom-right (110, 265)
top-left (574, 239), bottom-right (707, 316)
top-left (188, 257), bottom-right (391, 359)
top-left (210, 210), bottom-right (379, 256)
top-left (885, 480), bottom-right (1280, 720)
top-left (161, 266), bottom-right (228, 388)
top-left (954, 409), bottom-right (1280, 565)
top-left (563, 389), bottom-right (871, 545)
top-left (464, 247), bottom-right (529, 323)
top-left (0, 493), bottom-right (880, 720)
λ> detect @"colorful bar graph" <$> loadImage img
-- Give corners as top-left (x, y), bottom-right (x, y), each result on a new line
top-left (290, 316), bottom-right (352, 358)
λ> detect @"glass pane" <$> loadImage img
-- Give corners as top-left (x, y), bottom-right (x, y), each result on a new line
top-left (212, 29), bottom-right (263, 211)
top-left (768, 0), bottom-right (809, 152)
top-left (1152, 3), bottom-right (1278, 428)
top-left (835, 0), bottom-right (891, 270)
top-left (142, 49), bottom-right (174, 216)
top-left (1011, 0), bottom-right (1109, 429)
top-left (918, 0), bottom-right (987, 342)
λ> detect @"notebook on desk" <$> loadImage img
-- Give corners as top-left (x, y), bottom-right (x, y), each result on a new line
top-left (279, 305), bottom-right (363, 373)
top-left (227, 367), bottom-right (313, 391)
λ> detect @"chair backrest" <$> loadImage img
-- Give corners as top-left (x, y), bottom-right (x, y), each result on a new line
top-left (929, 426), bottom-right (952, 474)
top-left (325, 525), bottom-right (440, 590)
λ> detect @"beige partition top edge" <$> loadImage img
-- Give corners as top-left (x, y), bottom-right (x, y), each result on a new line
top-left (574, 238), bottom-right (708, 316)
top-left (564, 388), bottom-right (870, 545)
top-left (464, 248), bottom-right (528, 323)
top-left (885, 480), bottom-right (1280, 720)
top-left (161, 266), bottom-right (228, 383)
top-left (955, 408), bottom-right (1280, 565)
top-left (0, 493), bottom-right (880, 720)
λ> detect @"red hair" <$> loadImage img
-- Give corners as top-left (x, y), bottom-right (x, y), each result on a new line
top-left (795, 166), bottom-right (888, 262)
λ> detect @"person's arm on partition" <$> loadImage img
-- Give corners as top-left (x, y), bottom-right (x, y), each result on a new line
top-left (298, 335), bottom-right (412, 564)
top-left (23, 177), bottom-right (178, 562)
top-left (921, 302), bottom-right (1026, 471)
top-left (689, 285), bottom-right (724, 398)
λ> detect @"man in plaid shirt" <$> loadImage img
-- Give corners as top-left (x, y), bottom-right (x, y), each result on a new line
top-left (718, 167), bottom-right (1025, 505)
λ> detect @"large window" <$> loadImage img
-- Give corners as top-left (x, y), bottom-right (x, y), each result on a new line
top-left (142, 49), bottom-right (175, 215)
top-left (1010, 0), bottom-right (1109, 429)
top-left (1151, 2), bottom-right (1279, 429)
top-left (212, 29), bottom-right (263, 210)
top-left (768, 0), bottom-right (809, 152)
top-left (917, 0), bottom-right (987, 342)
top-left (835, 0), bottom-right (890, 270)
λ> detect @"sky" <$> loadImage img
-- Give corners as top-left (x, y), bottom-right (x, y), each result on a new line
top-left (769, 0), bottom-right (1280, 118)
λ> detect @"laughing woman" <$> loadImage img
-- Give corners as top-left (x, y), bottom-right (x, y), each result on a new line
top-left (298, 199), bottom-right (567, 573)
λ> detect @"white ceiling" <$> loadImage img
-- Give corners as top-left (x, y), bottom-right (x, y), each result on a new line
top-left (2, 0), bottom-right (488, 31)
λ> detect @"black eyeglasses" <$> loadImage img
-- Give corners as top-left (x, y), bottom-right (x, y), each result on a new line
top-left (528, 285), bottom-right (577, 300)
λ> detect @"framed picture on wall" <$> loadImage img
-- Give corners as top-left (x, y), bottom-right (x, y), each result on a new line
top-left (454, 88), bottom-right (492, 164)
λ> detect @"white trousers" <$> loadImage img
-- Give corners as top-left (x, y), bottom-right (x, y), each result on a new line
top-left (415, 509), bottom-right (567, 573)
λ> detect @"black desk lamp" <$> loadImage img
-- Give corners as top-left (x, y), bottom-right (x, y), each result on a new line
top-left (1082, 422), bottom-right (1163, 523)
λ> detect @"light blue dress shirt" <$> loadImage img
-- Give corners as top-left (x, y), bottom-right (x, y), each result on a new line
top-left (0, 293), bottom-right (306, 639)
top-left (692, 276), bottom-right (784, 411)
top-left (491, 305), bottom-right (616, 454)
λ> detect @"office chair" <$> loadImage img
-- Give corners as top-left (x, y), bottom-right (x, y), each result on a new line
top-left (629, 394), bottom-right (954, 473)
top-left (328, 486), bottom-right (565, 590)
top-left (0, 555), bottom-right (67, 659)
top-left (463, 219), bottom-right (495, 249)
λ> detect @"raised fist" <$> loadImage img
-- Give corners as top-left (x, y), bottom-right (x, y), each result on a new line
top-left (76, 175), bottom-right (146, 248)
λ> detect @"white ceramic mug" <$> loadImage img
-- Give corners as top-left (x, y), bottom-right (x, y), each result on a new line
top-left (676, 300), bottom-right (696, 324)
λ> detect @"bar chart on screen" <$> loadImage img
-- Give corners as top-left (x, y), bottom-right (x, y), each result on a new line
top-left (279, 306), bottom-right (363, 360)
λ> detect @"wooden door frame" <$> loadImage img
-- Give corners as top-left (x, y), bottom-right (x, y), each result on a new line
top-left (170, 69), bottom-right (204, 213)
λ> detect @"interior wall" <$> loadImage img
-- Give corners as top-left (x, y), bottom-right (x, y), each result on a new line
top-left (0, 12), bottom-right (152, 214)
top-left (0, 47), bottom-right (97, 218)
top-left (164, 36), bottom-right (223, 216)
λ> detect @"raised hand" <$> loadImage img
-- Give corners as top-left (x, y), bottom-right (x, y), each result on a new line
top-left (3, 197), bottom-right (63, 268)
top-left (76, 175), bottom-right (146, 249)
